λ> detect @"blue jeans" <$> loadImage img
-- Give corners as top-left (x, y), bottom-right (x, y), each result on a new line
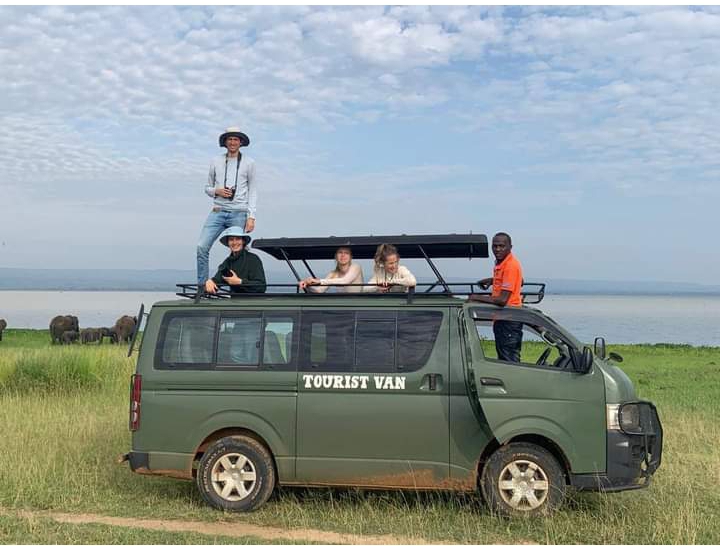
top-left (196, 210), bottom-right (247, 283)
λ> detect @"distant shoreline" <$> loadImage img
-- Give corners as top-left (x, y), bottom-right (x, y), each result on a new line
top-left (2, 288), bottom-right (720, 297)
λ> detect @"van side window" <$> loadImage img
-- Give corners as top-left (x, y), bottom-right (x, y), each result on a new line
top-left (264, 316), bottom-right (295, 365)
top-left (475, 319), bottom-right (575, 371)
top-left (156, 312), bottom-right (297, 370)
top-left (301, 311), bottom-right (355, 372)
top-left (398, 311), bottom-right (443, 371)
top-left (159, 315), bottom-right (216, 368)
top-left (300, 310), bottom-right (443, 373)
top-left (218, 315), bottom-right (262, 366)
top-left (355, 319), bottom-right (395, 372)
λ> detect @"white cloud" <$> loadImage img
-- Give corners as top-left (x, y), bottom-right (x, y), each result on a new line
top-left (1, 6), bottom-right (719, 280)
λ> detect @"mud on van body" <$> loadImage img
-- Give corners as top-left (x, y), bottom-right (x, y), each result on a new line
top-left (121, 235), bottom-right (662, 516)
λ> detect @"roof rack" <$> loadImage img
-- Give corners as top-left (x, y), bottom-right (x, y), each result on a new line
top-left (175, 282), bottom-right (545, 304)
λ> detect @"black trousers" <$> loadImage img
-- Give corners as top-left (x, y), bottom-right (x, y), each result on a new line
top-left (493, 320), bottom-right (523, 363)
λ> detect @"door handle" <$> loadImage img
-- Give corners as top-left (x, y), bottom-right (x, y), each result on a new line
top-left (479, 377), bottom-right (504, 387)
top-left (421, 373), bottom-right (443, 391)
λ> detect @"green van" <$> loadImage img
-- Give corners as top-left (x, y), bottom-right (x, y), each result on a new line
top-left (121, 235), bottom-right (662, 516)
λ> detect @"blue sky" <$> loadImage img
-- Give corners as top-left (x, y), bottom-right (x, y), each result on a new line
top-left (1, 5), bottom-right (719, 284)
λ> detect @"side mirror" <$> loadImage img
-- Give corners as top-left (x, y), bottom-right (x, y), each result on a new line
top-left (594, 337), bottom-right (606, 359)
top-left (608, 351), bottom-right (624, 363)
top-left (573, 346), bottom-right (593, 374)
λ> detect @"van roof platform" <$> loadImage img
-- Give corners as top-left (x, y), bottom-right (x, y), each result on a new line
top-left (177, 233), bottom-right (544, 303)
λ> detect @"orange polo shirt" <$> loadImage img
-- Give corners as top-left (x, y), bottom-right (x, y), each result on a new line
top-left (492, 252), bottom-right (523, 307)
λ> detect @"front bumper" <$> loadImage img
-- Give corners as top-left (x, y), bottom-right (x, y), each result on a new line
top-left (571, 402), bottom-right (663, 492)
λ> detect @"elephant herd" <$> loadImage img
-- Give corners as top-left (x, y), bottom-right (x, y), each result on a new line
top-left (49, 314), bottom-right (137, 345)
top-left (0, 318), bottom-right (6, 341)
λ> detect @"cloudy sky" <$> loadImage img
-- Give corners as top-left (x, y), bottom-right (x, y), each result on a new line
top-left (1, 5), bottom-right (719, 284)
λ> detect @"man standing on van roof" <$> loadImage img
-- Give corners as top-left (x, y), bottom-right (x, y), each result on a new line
top-left (469, 232), bottom-right (524, 362)
top-left (196, 126), bottom-right (257, 286)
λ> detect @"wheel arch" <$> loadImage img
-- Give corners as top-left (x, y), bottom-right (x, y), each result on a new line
top-left (505, 434), bottom-right (571, 484)
top-left (477, 434), bottom-right (572, 486)
top-left (193, 427), bottom-right (278, 482)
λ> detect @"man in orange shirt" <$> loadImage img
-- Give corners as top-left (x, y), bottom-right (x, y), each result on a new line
top-left (469, 232), bottom-right (524, 362)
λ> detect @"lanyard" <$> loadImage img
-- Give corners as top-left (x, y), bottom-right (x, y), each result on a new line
top-left (223, 152), bottom-right (242, 189)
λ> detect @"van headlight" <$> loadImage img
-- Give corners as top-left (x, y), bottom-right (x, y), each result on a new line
top-left (619, 403), bottom-right (642, 434)
top-left (608, 402), bottom-right (659, 435)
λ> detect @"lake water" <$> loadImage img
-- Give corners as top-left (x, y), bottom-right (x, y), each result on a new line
top-left (0, 291), bottom-right (718, 346)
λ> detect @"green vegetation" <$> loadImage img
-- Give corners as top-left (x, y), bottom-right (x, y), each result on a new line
top-left (0, 329), bottom-right (719, 544)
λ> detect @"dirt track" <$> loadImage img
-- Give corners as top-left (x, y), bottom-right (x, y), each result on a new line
top-left (5, 508), bottom-right (456, 544)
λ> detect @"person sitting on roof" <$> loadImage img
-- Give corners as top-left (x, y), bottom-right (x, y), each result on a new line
top-left (205, 227), bottom-right (266, 295)
top-left (364, 243), bottom-right (417, 293)
top-left (299, 246), bottom-right (364, 293)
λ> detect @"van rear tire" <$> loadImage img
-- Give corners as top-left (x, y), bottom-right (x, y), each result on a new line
top-left (196, 435), bottom-right (275, 512)
top-left (481, 442), bottom-right (565, 516)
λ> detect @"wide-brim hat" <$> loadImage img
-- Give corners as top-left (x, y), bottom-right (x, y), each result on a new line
top-left (219, 226), bottom-right (251, 247)
top-left (219, 126), bottom-right (250, 148)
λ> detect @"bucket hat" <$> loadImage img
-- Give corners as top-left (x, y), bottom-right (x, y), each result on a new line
top-left (219, 226), bottom-right (251, 247)
top-left (219, 126), bottom-right (250, 148)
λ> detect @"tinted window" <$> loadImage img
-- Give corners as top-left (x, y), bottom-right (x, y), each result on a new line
top-left (217, 315), bottom-right (262, 366)
top-left (263, 317), bottom-right (295, 365)
top-left (355, 320), bottom-right (395, 372)
top-left (397, 311), bottom-right (443, 371)
top-left (301, 311), bottom-right (355, 371)
top-left (156, 311), bottom-right (297, 371)
top-left (299, 309), bottom-right (443, 373)
top-left (160, 315), bottom-right (216, 367)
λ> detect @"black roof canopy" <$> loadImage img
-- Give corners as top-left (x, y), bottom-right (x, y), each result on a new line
top-left (252, 234), bottom-right (489, 261)
top-left (178, 232), bottom-right (546, 301)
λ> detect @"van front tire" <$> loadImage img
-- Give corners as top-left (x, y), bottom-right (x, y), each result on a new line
top-left (196, 436), bottom-right (276, 512)
top-left (481, 442), bottom-right (565, 516)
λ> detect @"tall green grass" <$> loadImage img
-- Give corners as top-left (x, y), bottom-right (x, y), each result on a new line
top-left (0, 345), bottom-right (130, 394)
top-left (0, 330), bottom-right (719, 543)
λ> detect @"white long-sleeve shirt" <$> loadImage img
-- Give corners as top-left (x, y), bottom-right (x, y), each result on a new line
top-left (363, 264), bottom-right (417, 292)
top-left (309, 263), bottom-right (364, 293)
top-left (205, 153), bottom-right (257, 218)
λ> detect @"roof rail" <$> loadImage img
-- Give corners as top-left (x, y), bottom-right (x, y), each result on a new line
top-left (175, 282), bottom-right (545, 304)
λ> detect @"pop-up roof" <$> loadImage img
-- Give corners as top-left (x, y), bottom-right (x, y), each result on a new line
top-left (252, 234), bottom-right (488, 292)
top-left (176, 233), bottom-right (544, 302)
top-left (252, 234), bottom-right (488, 260)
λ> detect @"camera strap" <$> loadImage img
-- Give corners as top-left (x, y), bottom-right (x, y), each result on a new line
top-left (223, 152), bottom-right (242, 190)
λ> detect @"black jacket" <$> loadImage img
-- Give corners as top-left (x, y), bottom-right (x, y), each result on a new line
top-left (212, 249), bottom-right (267, 294)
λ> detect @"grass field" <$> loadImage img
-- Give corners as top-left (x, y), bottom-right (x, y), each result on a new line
top-left (0, 329), bottom-right (719, 544)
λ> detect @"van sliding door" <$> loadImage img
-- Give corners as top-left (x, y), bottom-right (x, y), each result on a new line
top-left (295, 308), bottom-right (450, 488)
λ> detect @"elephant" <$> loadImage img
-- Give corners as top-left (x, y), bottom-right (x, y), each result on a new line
top-left (114, 315), bottom-right (137, 344)
top-left (0, 318), bottom-right (6, 341)
top-left (50, 315), bottom-right (79, 344)
top-left (80, 328), bottom-right (101, 344)
top-left (99, 327), bottom-right (118, 344)
top-left (62, 330), bottom-right (79, 344)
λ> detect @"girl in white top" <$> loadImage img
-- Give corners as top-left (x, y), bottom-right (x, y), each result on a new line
top-left (364, 243), bottom-right (417, 293)
top-left (299, 247), bottom-right (364, 293)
